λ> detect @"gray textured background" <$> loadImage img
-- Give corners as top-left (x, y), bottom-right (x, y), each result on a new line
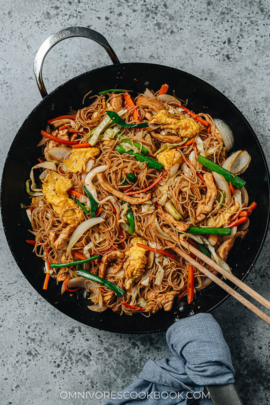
top-left (1, 0), bottom-right (270, 404)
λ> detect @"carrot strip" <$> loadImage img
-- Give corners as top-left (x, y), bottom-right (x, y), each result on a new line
top-left (43, 248), bottom-right (51, 290)
top-left (178, 289), bottom-right (187, 300)
top-left (47, 115), bottom-right (76, 124)
top-left (72, 143), bottom-right (91, 148)
top-left (187, 264), bottom-right (194, 304)
top-left (96, 207), bottom-right (103, 216)
top-left (26, 240), bottom-right (36, 245)
top-left (59, 169), bottom-right (65, 175)
top-left (239, 202), bottom-right (257, 217)
top-left (40, 130), bottom-right (79, 146)
top-left (68, 129), bottom-right (87, 134)
top-left (38, 158), bottom-right (43, 163)
top-left (59, 124), bottom-right (71, 130)
top-left (72, 251), bottom-right (87, 260)
top-left (136, 243), bottom-right (178, 262)
top-left (229, 182), bottom-right (235, 196)
top-left (122, 302), bottom-right (145, 311)
top-left (125, 172), bottom-right (167, 195)
top-left (197, 172), bottom-right (205, 183)
top-left (227, 216), bottom-right (248, 228)
top-left (179, 138), bottom-right (195, 148)
top-left (180, 105), bottom-right (210, 127)
top-left (67, 189), bottom-right (85, 199)
top-left (64, 278), bottom-right (80, 293)
top-left (158, 84), bottom-right (169, 95)
top-left (123, 92), bottom-right (140, 121)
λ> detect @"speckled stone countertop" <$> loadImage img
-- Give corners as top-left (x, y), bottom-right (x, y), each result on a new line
top-left (1, 1), bottom-right (270, 404)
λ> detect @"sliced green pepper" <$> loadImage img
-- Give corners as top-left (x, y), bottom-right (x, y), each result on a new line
top-left (50, 255), bottom-right (100, 268)
top-left (99, 89), bottom-right (128, 95)
top-left (76, 269), bottom-right (125, 297)
top-left (197, 155), bottom-right (246, 189)
top-left (82, 186), bottom-right (98, 217)
top-left (115, 145), bottom-right (163, 170)
top-left (106, 111), bottom-right (148, 129)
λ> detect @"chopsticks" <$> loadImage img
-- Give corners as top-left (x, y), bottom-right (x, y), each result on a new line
top-left (167, 239), bottom-right (270, 325)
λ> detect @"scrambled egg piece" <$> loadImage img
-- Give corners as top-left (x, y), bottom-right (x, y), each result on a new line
top-left (149, 110), bottom-right (202, 138)
top-left (64, 148), bottom-right (100, 173)
top-left (43, 172), bottom-right (84, 225)
top-left (207, 202), bottom-right (240, 227)
top-left (157, 148), bottom-right (184, 170)
top-left (123, 237), bottom-right (148, 290)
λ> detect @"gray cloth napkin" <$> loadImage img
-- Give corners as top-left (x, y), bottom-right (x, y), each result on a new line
top-left (104, 313), bottom-right (235, 404)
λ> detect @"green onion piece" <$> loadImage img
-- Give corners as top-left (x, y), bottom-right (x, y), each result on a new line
top-left (219, 190), bottom-right (226, 208)
top-left (126, 206), bottom-right (135, 234)
top-left (188, 226), bottom-right (231, 235)
top-left (75, 198), bottom-right (91, 215)
top-left (115, 145), bottom-right (163, 170)
top-left (106, 111), bottom-right (148, 129)
top-left (197, 155), bottom-right (246, 189)
top-left (120, 139), bottom-right (148, 155)
top-left (82, 186), bottom-right (98, 217)
top-left (164, 201), bottom-right (182, 220)
top-left (121, 173), bottom-right (137, 185)
top-left (195, 242), bottom-right (211, 257)
top-left (76, 269), bottom-right (125, 297)
top-left (99, 89), bottom-right (128, 95)
top-left (50, 255), bottom-right (100, 268)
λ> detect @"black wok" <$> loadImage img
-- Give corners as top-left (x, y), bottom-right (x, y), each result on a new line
top-left (1, 27), bottom-right (269, 334)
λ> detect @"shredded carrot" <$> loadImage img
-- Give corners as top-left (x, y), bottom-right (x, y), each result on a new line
top-left (158, 84), bottom-right (169, 95)
top-left (72, 143), bottom-right (91, 148)
top-left (72, 251), bottom-right (87, 260)
top-left (229, 182), bottom-right (235, 196)
top-left (67, 189), bottom-right (85, 199)
top-left (178, 290), bottom-right (187, 300)
top-left (38, 158), bottom-right (43, 163)
top-left (26, 240), bottom-right (36, 245)
top-left (197, 172), bottom-right (205, 183)
top-left (126, 172), bottom-right (167, 195)
top-left (68, 129), bottom-right (87, 134)
top-left (179, 138), bottom-right (195, 148)
top-left (96, 207), bottom-right (103, 216)
top-left (180, 105), bottom-right (210, 127)
top-left (122, 302), bottom-right (146, 311)
top-left (64, 278), bottom-right (80, 293)
top-left (123, 92), bottom-right (140, 121)
top-left (227, 216), bottom-right (248, 228)
top-left (43, 248), bottom-right (51, 290)
top-left (187, 264), bottom-right (194, 304)
top-left (136, 243), bottom-right (178, 262)
top-left (59, 169), bottom-right (65, 175)
top-left (239, 202), bottom-right (257, 217)
top-left (47, 115), bottom-right (76, 124)
top-left (59, 124), bottom-right (71, 130)
top-left (40, 130), bottom-right (79, 146)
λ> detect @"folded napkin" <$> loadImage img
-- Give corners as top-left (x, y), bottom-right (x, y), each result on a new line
top-left (105, 313), bottom-right (235, 404)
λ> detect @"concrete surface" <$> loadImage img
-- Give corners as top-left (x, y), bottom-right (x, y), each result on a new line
top-left (1, 0), bottom-right (270, 404)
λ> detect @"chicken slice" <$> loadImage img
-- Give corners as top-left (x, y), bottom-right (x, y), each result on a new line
top-left (136, 96), bottom-right (164, 112)
top-left (159, 210), bottom-right (190, 232)
top-left (217, 238), bottom-right (235, 261)
top-left (151, 132), bottom-right (182, 143)
top-left (99, 250), bottom-right (124, 279)
top-left (54, 224), bottom-right (77, 250)
top-left (149, 110), bottom-right (203, 138)
top-left (196, 173), bottom-right (217, 221)
top-left (111, 94), bottom-right (123, 112)
top-left (123, 237), bottom-right (148, 290)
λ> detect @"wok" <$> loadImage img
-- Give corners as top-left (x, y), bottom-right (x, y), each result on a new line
top-left (1, 27), bottom-right (269, 334)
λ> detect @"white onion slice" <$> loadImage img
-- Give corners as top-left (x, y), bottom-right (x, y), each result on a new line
top-left (222, 226), bottom-right (237, 241)
top-left (201, 237), bottom-right (232, 274)
top-left (213, 172), bottom-right (232, 205)
top-left (234, 189), bottom-right (242, 206)
top-left (50, 118), bottom-right (74, 128)
top-left (155, 257), bottom-right (164, 285)
top-left (182, 163), bottom-right (193, 178)
top-left (155, 219), bottom-right (174, 241)
top-left (196, 137), bottom-right (205, 157)
top-left (141, 275), bottom-right (150, 286)
top-left (157, 94), bottom-right (182, 105)
top-left (146, 251), bottom-right (155, 269)
top-left (46, 147), bottom-right (72, 162)
top-left (30, 162), bottom-right (56, 191)
top-left (238, 218), bottom-right (250, 231)
top-left (241, 187), bottom-right (249, 207)
top-left (67, 217), bottom-right (104, 256)
top-left (170, 163), bottom-right (180, 177)
top-left (222, 150), bottom-right (251, 175)
top-left (214, 119), bottom-right (234, 151)
top-left (85, 165), bottom-right (108, 202)
top-left (37, 136), bottom-right (49, 147)
top-left (208, 234), bottom-right (218, 246)
top-left (88, 304), bottom-right (108, 312)
top-left (144, 88), bottom-right (155, 98)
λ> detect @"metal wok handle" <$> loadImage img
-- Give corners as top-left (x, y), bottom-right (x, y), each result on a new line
top-left (34, 27), bottom-right (120, 98)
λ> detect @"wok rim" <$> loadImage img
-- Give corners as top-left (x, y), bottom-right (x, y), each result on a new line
top-left (1, 62), bottom-right (270, 334)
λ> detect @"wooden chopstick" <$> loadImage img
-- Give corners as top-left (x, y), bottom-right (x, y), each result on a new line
top-left (169, 244), bottom-right (270, 325)
top-left (178, 238), bottom-right (270, 312)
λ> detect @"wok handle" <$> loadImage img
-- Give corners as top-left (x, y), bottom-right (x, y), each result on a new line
top-left (206, 384), bottom-right (244, 405)
top-left (33, 27), bottom-right (120, 98)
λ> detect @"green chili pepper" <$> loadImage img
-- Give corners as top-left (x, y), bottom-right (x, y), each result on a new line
top-left (76, 269), bottom-right (125, 297)
top-left (82, 186), bottom-right (98, 217)
top-left (197, 155), bottom-right (246, 189)
top-left (126, 206), bottom-right (135, 234)
top-left (99, 89), bottom-right (128, 95)
top-left (115, 145), bottom-right (163, 170)
top-left (219, 190), bottom-right (226, 208)
top-left (106, 111), bottom-right (148, 129)
top-left (121, 173), bottom-right (137, 185)
top-left (75, 198), bottom-right (91, 215)
top-left (50, 255), bottom-right (100, 268)
top-left (120, 139), bottom-right (148, 155)
top-left (188, 226), bottom-right (231, 235)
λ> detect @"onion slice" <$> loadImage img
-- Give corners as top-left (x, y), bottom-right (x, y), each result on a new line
top-left (213, 172), bottom-right (232, 205)
top-left (241, 187), bottom-right (249, 207)
top-left (222, 150), bottom-right (251, 175)
top-left (214, 119), bottom-right (234, 151)
top-left (46, 147), bottom-right (71, 162)
top-left (157, 94), bottom-right (182, 105)
top-left (144, 88), bottom-right (155, 98)
top-left (67, 217), bottom-right (104, 256)
top-left (85, 165), bottom-right (108, 202)
top-left (30, 162), bottom-right (56, 191)
top-left (222, 226), bottom-right (237, 241)
top-left (201, 237), bottom-right (232, 274)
